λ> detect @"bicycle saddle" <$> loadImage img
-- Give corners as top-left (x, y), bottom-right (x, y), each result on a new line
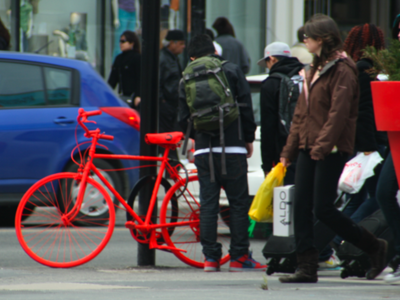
top-left (145, 132), bottom-right (184, 148)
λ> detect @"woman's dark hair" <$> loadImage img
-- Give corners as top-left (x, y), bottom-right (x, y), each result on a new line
top-left (0, 18), bottom-right (10, 49)
top-left (297, 26), bottom-right (305, 43)
top-left (212, 17), bottom-right (236, 37)
top-left (121, 30), bottom-right (141, 53)
top-left (304, 14), bottom-right (342, 70)
top-left (188, 34), bottom-right (215, 58)
top-left (343, 24), bottom-right (385, 62)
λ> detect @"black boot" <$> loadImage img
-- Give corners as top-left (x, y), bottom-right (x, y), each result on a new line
top-left (353, 227), bottom-right (388, 280)
top-left (279, 248), bottom-right (318, 283)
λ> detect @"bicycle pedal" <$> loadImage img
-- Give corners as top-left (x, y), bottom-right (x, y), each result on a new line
top-left (125, 221), bottom-right (136, 230)
top-left (153, 244), bottom-right (187, 253)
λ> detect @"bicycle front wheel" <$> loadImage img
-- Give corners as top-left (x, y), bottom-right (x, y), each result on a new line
top-left (15, 172), bottom-right (115, 268)
top-left (160, 175), bottom-right (231, 268)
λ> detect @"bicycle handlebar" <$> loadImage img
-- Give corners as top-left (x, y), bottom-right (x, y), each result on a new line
top-left (77, 108), bottom-right (114, 141)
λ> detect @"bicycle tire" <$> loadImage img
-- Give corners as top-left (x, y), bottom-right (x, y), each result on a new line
top-left (160, 176), bottom-right (231, 268)
top-left (126, 175), bottom-right (178, 243)
top-left (15, 172), bottom-right (115, 268)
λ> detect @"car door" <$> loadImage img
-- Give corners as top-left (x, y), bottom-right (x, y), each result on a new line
top-left (0, 60), bottom-right (80, 196)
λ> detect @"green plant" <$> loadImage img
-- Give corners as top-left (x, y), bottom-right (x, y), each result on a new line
top-left (362, 39), bottom-right (400, 81)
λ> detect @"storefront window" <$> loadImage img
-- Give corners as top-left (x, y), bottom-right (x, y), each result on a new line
top-left (205, 0), bottom-right (266, 76)
top-left (0, 0), bottom-right (104, 73)
top-left (304, 0), bottom-right (391, 41)
top-left (104, 0), bottom-right (187, 80)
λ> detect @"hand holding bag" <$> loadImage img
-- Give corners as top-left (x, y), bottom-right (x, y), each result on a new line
top-left (248, 163), bottom-right (287, 223)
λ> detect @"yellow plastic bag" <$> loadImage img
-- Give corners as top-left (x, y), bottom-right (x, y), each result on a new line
top-left (248, 163), bottom-right (287, 223)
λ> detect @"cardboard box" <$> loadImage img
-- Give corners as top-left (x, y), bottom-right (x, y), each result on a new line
top-left (273, 185), bottom-right (295, 237)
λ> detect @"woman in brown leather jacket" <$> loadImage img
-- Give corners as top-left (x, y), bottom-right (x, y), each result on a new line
top-left (278, 14), bottom-right (387, 283)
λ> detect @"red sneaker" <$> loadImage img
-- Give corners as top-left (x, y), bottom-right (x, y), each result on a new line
top-left (204, 257), bottom-right (221, 272)
top-left (229, 253), bottom-right (267, 272)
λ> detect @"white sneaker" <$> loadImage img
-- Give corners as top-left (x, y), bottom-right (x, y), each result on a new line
top-left (318, 253), bottom-right (341, 270)
top-left (384, 271), bottom-right (400, 283)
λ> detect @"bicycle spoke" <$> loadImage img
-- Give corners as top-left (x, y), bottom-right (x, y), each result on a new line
top-left (160, 176), bottom-right (231, 268)
top-left (15, 173), bottom-right (115, 268)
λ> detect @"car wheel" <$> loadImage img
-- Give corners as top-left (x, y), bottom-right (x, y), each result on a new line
top-left (63, 158), bottom-right (124, 225)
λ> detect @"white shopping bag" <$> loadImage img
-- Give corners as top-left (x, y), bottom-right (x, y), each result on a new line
top-left (338, 152), bottom-right (383, 194)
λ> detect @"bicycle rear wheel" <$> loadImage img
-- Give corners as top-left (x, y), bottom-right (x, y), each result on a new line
top-left (160, 176), bottom-right (231, 268)
top-left (15, 172), bottom-right (115, 268)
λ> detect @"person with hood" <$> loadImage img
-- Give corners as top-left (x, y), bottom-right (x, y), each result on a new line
top-left (257, 41), bottom-right (303, 184)
top-left (278, 14), bottom-right (387, 284)
top-left (212, 17), bottom-right (250, 74)
top-left (376, 14), bottom-right (400, 283)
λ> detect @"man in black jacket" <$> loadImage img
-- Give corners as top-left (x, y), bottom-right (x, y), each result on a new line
top-left (257, 42), bottom-right (304, 184)
top-left (179, 34), bottom-right (266, 272)
top-left (159, 29), bottom-right (185, 165)
top-left (159, 29), bottom-right (185, 134)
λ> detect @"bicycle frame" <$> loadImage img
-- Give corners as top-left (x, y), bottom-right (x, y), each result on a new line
top-left (68, 109), bottom-right (196, 252)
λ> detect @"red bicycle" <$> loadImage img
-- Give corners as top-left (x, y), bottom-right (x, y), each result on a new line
top-left (15, 108), bottom-right (230, 268)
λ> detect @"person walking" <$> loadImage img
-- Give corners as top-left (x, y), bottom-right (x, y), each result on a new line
top-left (328, 23), bottom-right (387, 246)
top-left (212, 17), bottom-right (250, 74)
top-left (278, 14), bottom-right (387, 283)
top-left (257, 41), bottom-right (303, 184)
top-left (108, 30), bottom-right (141, 109)
top-left (0, 18), bottom-right (10, 50)
top-left (178, 34), bottom-right (265, 272)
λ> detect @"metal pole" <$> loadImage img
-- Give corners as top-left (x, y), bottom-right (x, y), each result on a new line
top-left (138, 0), bottom-right (160, 267)
top-left (10, 0), bottom-right (20, 52)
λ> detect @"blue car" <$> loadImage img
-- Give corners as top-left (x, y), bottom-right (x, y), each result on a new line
top-left (0, 52), bottom-right (140, 225)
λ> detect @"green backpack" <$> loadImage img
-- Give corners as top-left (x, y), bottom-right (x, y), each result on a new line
top-left (182, 55), bottom-right (239, 131)
top-left (181, 56), bottom-right (244, 180)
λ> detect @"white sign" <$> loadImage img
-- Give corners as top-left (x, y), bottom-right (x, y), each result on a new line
top-left (273, 185), bottom-right (295, 237)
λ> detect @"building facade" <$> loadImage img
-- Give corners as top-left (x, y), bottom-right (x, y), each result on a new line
top-left (1, 0), bottom-right (399, 78)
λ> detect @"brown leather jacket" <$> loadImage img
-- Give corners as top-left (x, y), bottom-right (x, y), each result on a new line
top-left (281, 56), bottom-right (359, 161)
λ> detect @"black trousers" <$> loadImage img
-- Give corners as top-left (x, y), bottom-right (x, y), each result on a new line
top-left (294, 150), bottom-right (363, 253)
top-left (195, 153), bottom-right (250, 260)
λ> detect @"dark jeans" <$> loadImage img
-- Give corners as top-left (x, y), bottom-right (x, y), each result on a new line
top-left (294, 150), bottom-right (363, 254)
top-left (195, 153), bottom-right (250, 260)
top-left (376, 152), bottom-right (400, 255)
top-left (331, 147), bottom-right (385, 248)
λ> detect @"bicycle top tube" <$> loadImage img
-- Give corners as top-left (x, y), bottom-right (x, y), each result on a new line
top-left (77, 108), bottom-right (185, 149)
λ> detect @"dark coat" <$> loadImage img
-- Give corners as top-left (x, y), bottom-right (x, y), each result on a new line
top-left (282, 56), bottom-right (359, 161)
top-left (260, 57), bottom-right (304, 172)
top-left (178, 55), bottom-right (256, 150)
top-left (215, 34), bottom-right (250, 74)
top-left (355, 58), bottom-right (387, 152)
top-left (108, 50), bottom-right (141, 99)
top-left (159, 47), bottom-right (182, 110)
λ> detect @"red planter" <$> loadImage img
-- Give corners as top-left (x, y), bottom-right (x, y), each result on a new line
top-left (371, 81), bottom-right (400, 187)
